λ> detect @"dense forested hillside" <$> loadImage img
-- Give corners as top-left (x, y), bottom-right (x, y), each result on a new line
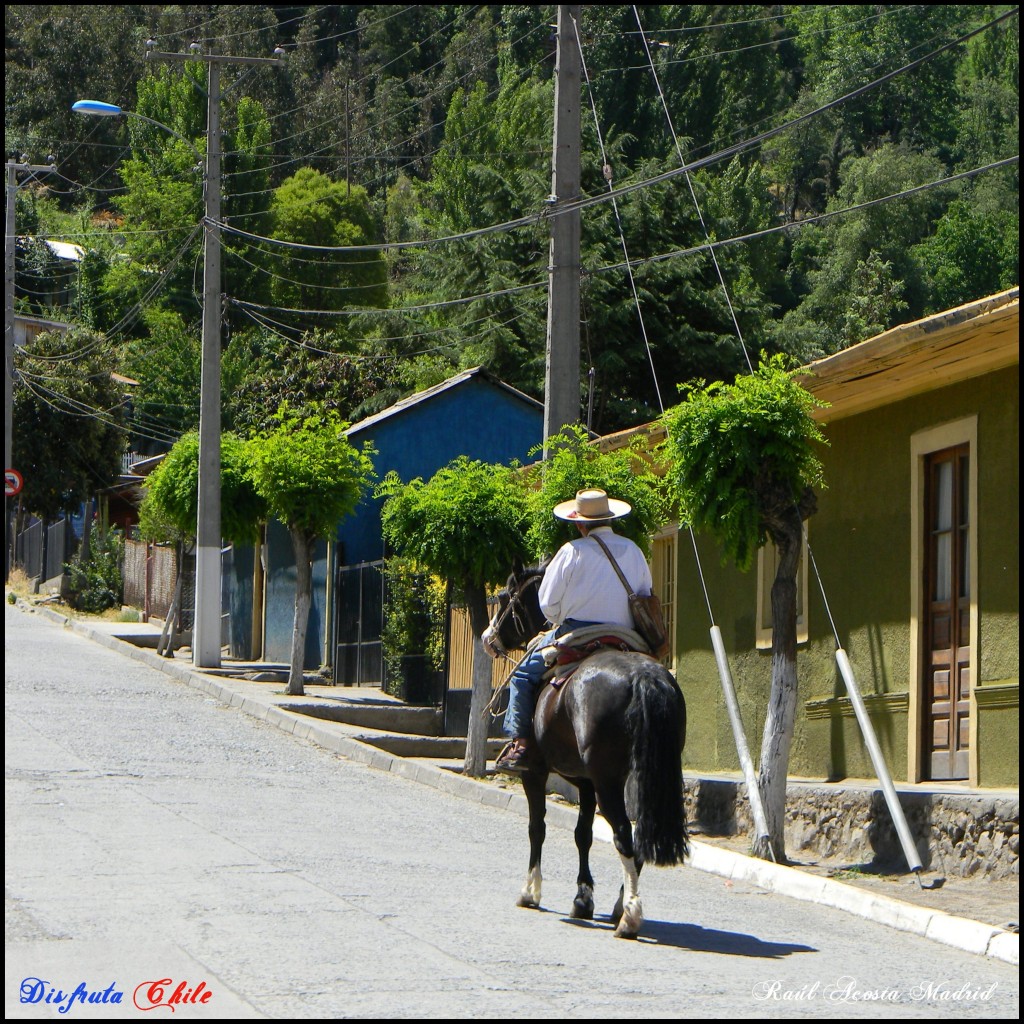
top-left (5, 4), bottom-right (1019, 454)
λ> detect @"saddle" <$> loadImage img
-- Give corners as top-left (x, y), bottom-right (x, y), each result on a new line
top-left (539, 624), bottom-right (653, 687)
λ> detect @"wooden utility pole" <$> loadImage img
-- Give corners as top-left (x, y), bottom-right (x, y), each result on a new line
top-left (5, 156), bottom-right (54, 580)
top-left (543, 5), bottom-right (582, 453)
top-left (144, 44), bottom-right (283, 667)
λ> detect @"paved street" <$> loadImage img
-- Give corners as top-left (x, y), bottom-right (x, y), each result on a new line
top-left (5, 605), bottom-right (1019, 1019)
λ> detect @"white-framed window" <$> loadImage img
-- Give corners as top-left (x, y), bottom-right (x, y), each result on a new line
top-left (650, 525), bottom-right (678, 663)
top-left (755, 529), bottom-right (809, 649)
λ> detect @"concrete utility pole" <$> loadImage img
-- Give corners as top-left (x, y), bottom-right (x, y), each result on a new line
top-left (144, 44), bottom-right (282, 668)
top-left (543, 5), bottom-right (583, 453)
top-left (5, 156), bottom-right (54, 580)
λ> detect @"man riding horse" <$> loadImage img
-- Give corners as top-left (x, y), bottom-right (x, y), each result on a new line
top-left (489, 487), bottom-right (653, 774)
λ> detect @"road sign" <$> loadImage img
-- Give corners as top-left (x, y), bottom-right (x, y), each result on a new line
top-left (5, 469), bottom-right (23, 497)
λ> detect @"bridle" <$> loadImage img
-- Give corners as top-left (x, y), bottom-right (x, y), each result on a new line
top-left (486, 569), bottom-right (545, 658)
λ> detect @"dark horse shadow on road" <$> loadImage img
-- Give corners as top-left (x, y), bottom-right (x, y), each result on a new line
top-left (561, 913), bottom-right (816, 957)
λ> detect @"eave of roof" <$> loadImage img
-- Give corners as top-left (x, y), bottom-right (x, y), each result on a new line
top-left (799, 288), bottom-right (1019, 422)
top-left (594, 288), bottom-right (1019, 458)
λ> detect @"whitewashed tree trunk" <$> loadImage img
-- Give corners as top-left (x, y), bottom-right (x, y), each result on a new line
top-left (753, 507), bottom-right (803, 863)
top-left (462, 581), bottom-right (492, 777)
top-left (464, 633), bottom-right (492, 776)
top-left (287, 528), bottom-right (313, 697)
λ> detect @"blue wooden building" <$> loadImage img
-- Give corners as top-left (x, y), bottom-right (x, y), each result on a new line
top-left (231, 367), bottom-right (544, 685)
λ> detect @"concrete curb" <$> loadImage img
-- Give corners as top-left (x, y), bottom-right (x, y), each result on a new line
top-left (17, 601), bottom-right (1019, 966)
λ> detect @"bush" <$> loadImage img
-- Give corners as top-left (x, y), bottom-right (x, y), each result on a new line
top-left (381, 557), bottom-right (447, 700)
top-left (64, 530), bottom-right (124, 613)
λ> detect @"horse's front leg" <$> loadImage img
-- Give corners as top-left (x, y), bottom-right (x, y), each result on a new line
top-left (597, 783), bottom-right (644, 939)
top-left (571, 779), bottom-right (596, 919)
top-left (517, 769), bottom-right (549, 908)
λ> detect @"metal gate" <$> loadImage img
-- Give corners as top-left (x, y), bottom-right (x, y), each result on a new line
top-left (333, 559), bottom-right (384, 686)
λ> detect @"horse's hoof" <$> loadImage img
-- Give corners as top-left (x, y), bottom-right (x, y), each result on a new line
top-left (613, 899), bottom-right (643, 938)
top-left (517, 866), bottom-right (542, 908)
top-left (570, 898), bottom-right (594, 920)
top-left (570, 883), bottom-right (594, 919)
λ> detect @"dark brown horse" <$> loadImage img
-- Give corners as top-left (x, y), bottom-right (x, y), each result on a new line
top-left (490, 566), bottom-right (689, 938)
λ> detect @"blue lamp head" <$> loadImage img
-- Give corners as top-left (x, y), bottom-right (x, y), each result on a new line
top-left (72, 100), bottom-right (125, 117)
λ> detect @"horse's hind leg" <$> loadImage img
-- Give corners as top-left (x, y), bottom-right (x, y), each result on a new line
top-left (596, 783), bottom-right (644, 939)
top-left (609, 858), bottom-right (644, 934)
top-left (517, 769), bottom-right (548, 908)
top-left (570, 779), bottom-right (596, 919)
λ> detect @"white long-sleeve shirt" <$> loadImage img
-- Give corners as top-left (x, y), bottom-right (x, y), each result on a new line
top-left (538, 526), bottom-right (652, 628)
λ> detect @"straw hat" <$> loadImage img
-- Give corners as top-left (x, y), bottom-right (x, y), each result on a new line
top-left (552, 488), bottom-right (632, 522)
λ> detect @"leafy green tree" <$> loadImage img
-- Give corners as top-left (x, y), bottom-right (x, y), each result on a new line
top-left (378, 457), bottom-right (531, 775)
top-left (264, 168), bottom-right (388, 312)
top-left (222, 95), bottom-right (274, 312)
top-left (137, 432), bottom-right (265, 547)
top-left (221, 327), bottom-right (399, 436)
top-left (661, 355), bottom-right (828, 862)
top-left (12, 328), bottom-right (126, 523)
top-left (912, 198), bottom-right (1018, 312)
top-left (387, 72), bottom-right (552, 396)
top-left (380, 557), bottom-right (447, 702)
top-left (119, 309), bottom-right (202, 449)
top-left (838, 252), bottom-right (908, 348)
top-left (5, 5), bottom-right (148, 187)
top-left (787, 5), bottom-right (965, 158)
top-left (348, 5), bottom-right (487, 186)
top-left (248, 407), bottom-right (375, 696)
top-left (954, 10), bottom-right (1019, 171)
top-left (777, 144), bottom-right (953, 357)
top-left (110, 64), bottom-right (207, 321)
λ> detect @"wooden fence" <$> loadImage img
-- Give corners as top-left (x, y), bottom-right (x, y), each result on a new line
top-left (446, 601), bottom-right (527, 691)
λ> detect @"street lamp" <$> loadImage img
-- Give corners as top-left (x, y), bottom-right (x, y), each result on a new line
top-left (73, 96), bottom-right (223, 668)
top-left (71, 101), bottom-right (203, 160)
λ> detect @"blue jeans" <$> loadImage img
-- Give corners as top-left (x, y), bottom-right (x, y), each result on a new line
top-left (503, 619), bottom-right (598, 738)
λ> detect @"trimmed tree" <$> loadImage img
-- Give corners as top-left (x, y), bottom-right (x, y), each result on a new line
top-left (377, 457), bottom-right (531, 776)
top-left (247, 408), bottom-right (375, 696)
top-left (661, 355), bottom-right (828, 862)
top-left (522, 425), bottom-right (669, 561)
top-left (138, 431), bottom-right (265, 547)
top-left (138, 431), bottom-right (266, 649)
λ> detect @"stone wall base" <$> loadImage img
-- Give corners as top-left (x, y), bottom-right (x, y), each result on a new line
top-left (686, 776), bottom-right (1019, 880)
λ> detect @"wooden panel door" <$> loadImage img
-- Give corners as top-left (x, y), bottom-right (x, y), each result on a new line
top-left (922, 445), bottom-right (971, 781)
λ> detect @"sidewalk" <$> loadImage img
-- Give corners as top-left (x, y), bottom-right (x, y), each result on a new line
top-left (12, 600), bottom-right (1019, 966)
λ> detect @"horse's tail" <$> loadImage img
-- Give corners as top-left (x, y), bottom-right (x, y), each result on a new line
top-left (626, 665), bottom-right (689, 866)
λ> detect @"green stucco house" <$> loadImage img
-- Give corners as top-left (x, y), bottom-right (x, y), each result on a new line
top-left (670, 288), bottom-right (1018, 791)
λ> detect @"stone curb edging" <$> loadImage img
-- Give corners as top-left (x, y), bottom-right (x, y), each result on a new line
top-left (15, 601), bottom-right (1019, 966)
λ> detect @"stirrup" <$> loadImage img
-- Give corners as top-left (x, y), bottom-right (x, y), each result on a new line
top-left (495, 738), bottom-right (535, 774)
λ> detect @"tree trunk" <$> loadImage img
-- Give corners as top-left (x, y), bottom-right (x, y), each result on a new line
top-left (753, 507), bottom-right (804, 864)
top-left (462, 580), bottom-right (492, 777)
top-left (287, 528), bottom-right (313, 697)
